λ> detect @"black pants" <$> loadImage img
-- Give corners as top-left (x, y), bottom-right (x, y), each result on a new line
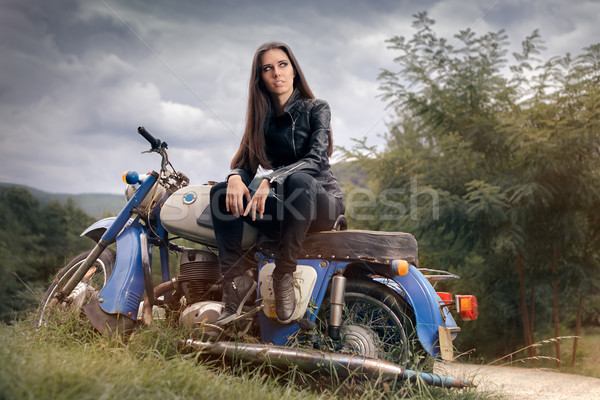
top-left (210, 172), bottom-right (345, 279)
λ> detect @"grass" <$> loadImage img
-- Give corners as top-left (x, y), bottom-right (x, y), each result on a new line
top-left (479, 327), bottom-right (600, 378)
top-left (0, 312), bottom-right (500, 400)
top-left (562, 327), bottom-right (600, 378)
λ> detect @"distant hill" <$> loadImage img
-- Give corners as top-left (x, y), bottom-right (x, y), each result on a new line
top-left (0, 163), bottom-right (365, 220)
top-left (331, 160), bottom-right (368, 189)
top-left (0, 182), bottom-right (125, 218)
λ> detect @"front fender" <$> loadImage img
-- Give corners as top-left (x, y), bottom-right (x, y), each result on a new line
top-left (81, 217), bottom-right (117, 242)
top-left (381, 265), bottom-right (457, 358)
top-left (81, 217), bottom-right (138, 244)
top-left (97, 218), bottom-right (147, 320)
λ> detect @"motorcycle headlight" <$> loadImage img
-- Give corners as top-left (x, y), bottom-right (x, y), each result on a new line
top-left (123, 171), bottom-right (165, 207)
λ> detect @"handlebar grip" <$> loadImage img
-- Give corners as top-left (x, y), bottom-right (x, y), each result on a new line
top-left (137, 126), bottom-right (161, 149)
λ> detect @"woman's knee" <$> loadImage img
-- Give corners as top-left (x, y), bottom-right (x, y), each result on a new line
top-left (283, 172), bottom-right (317, 194)
top-left (210, 181), bottom-right (228, 198)
top-left (210, 181), bottom-right (229, 216)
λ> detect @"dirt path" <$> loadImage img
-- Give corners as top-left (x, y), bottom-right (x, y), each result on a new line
top-left (434, 362), bottom-right (600, 399)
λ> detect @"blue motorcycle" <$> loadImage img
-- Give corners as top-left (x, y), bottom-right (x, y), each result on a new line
top-left (38, 127), bottom-right (478, 388)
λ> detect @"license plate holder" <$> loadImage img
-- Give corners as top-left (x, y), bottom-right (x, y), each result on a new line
top-left (438, 326), bottom-right (455, 361)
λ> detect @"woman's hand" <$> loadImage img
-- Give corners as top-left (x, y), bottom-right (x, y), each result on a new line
top-left (226, 175), bottom-right (251, 217)
top-left (244, 178), bottom-right (271, 221)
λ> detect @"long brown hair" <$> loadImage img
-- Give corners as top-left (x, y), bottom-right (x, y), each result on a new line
top-left (230, 41), bottom-right (333, 173)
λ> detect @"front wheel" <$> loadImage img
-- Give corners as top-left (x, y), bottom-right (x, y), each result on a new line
top-left (318, 278), bottom-right (429, 368)
top-left (37, 249), bottom-right (116, 327)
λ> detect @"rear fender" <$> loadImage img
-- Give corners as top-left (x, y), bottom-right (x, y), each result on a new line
top-left (377, 264), bottom-right (457, 358)
top-left (96, 218), bottom-right (147, 320)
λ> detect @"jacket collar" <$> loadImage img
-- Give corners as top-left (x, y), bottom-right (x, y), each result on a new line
top-left (264, 89), bottom-right (307, 132)
top-left (268, 88), bottom-right (304, 117)
top-left (283, 88), bottom-right (302, 114)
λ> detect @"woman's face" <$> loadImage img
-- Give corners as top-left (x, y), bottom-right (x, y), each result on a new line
top-left (260, 48), bottom-right (295, 100)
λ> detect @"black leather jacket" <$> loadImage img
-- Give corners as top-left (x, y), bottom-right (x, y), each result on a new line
top-left (230, 89), bottom-right (343, 199)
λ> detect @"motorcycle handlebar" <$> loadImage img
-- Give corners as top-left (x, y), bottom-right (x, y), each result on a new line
top-left (137, 126), bottom-right (164, 150)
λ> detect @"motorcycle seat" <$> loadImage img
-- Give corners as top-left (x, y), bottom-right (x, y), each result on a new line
top-left (257, 228), bottom-right (418, 267)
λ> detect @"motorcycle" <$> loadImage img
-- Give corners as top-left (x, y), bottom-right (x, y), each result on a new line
top-left (38, 127), bottom-right (478, 389)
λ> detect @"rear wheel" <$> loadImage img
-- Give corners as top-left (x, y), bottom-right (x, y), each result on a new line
top-left (37, 249), bottom-right (116, 327)
top-left (318, 278), bottom-right (429, 368)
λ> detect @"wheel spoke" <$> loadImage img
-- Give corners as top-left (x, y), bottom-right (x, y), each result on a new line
top-left (317, 280), bottom-right (417, 365)
top-left (37, 249), bottom-right (115, 327)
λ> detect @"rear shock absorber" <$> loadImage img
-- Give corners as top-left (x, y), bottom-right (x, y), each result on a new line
top-left (328, 271), bottom-right (346, 340)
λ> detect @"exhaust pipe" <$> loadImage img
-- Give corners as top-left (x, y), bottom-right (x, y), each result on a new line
top-left (182, 339), bottom-right (472, 389)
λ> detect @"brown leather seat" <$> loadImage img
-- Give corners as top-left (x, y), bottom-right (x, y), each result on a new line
top-left (257, 229), bottom-right (418, 266)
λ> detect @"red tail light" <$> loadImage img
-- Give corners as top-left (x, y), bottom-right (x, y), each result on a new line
top-left (436, 292), bottom-right (453, 306)
top-left (456, 295), bottom-right (478, 320)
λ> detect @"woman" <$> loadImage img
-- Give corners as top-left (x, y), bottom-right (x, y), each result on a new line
top-left (210, 42), bottom-right (344, 325)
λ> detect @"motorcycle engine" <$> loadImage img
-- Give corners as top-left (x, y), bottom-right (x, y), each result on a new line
top-left (177, 249), bottom-right (224, 332)
top-left (178, 249), bottom-right (221, 303)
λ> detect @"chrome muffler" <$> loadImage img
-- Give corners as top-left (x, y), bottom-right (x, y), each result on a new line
top-left (328, 273), bottom-right (346, 340)
top-left (182, 339), bottom-right (471, 389)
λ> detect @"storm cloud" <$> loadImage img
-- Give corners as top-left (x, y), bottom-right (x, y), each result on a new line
top-left (1, 0), bottom-right (598, 194)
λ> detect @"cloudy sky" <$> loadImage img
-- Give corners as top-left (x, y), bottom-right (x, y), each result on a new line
top-left (1, 0), bottom-right (599, 195)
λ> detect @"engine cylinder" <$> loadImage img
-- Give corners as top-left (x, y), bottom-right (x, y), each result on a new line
top-left (178, 250), bottom-right (220, 302)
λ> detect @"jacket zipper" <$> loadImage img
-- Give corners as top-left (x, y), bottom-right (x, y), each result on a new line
top-left (288, 112), bottom-right (298, 159)
top-left (269, 161), bottom-right (306, 183)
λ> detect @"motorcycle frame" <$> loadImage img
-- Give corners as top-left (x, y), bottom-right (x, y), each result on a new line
top-left (255, 254), bottom-right (457, 358)
top-left (82, 218), bottom-right (457, 359)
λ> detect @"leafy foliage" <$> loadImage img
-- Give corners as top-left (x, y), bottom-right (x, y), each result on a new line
top-left (0, 182), bottom-right (125, 218)
top-left (0, 187), bottom-right (94, 322)
top-left (342, 12), bottom-right (600, 358)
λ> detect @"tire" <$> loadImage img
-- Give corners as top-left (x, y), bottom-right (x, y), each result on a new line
top-left (318, 278), bottom-right (429, 368)
top-left (37, 248), bottom-right (116, 327)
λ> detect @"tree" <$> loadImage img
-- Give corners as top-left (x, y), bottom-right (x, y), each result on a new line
top-left (0, 187), bottom-right (93, 322)
top-left (342, 12), bottom-right (600, 359)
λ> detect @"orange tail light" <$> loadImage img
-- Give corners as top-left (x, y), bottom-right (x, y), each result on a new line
top-left (456, 295), bottom-right (478, 321)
